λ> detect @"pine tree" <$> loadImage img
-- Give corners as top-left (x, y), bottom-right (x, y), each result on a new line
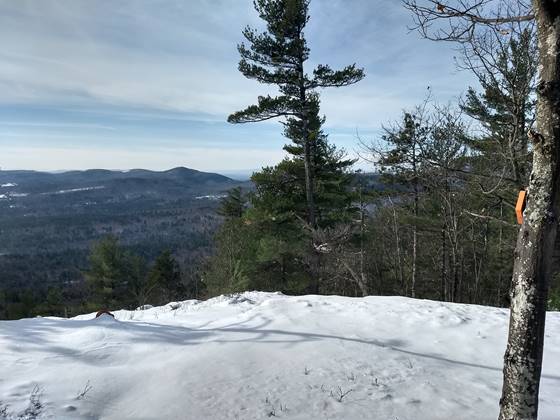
top-left (206, 127), bottom-right (357, 296)
top-left (217, 187), bottom-right (247, 219)
top-left (461, 27), bottom-right (537, 189)
top-left (45, 287), bottom-right (64, 315)
top-left (243, 100), bottom-right (357, 293)
top-left (148, 250), bottom-right (184, 303)
top-left (127, 254), bottom-right (150, 307)
top-left (228, 0), bottom-right (364, 228)
top-left (85, 235), bottom-right (130, 308)
top-left (252, 101), bottom-right (356, 228)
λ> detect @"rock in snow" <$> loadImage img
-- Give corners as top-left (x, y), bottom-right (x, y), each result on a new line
top-left (0, 292), bottom-right (559, 419)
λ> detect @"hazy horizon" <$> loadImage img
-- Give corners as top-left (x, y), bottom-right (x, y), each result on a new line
top-left (0, 165), bottom-right (260, 181)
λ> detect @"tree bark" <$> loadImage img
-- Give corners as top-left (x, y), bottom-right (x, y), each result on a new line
top-left (341, 259), bottom-right (369, 297)
top-left (498, 202), bottom-right (504, 306)
top-left (409, 136), bottom-right (421, 298)
top-left (499, 3), bottom-right (560, 419)
top-left (303, 137), bottom-right (316, 227)
top-left (297, 36), bottom-right (316, 229)
top-left (441, 217), bottom-right (447, 301)
top-left (297, 28), bottom-right (318, 292)
top-left (412, 163), bottom-right (419, 298)
top-left (390, 200), bottom-right (405, 294)
top-left (359, 186), bottom-right (368, 296)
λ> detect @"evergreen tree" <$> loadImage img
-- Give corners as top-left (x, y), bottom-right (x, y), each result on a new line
top-left (252, 102), bottom-right (356, 228)
top-left (228, 0), bottom-right (364, 227)
top-left (148, 250), bottom-right (184, 303)
top-left (45, 287), bottom-right (64, 315)
top-left (127, 254), bottom-right (150, 307)
top-left (461, 27), bottom-right (537, 189)
top-left (0, 289), bottom-right (6, 319)
top-left (85, 235), bottom-right (131, 308)
top-left (84, 237), bottom-right (189, 308)
top-left (217, 187), bottom-right (247, 219)
top-left (204, 209), bottom-right (257, 295)
top-left (205, 116), bottom-right (357, 296)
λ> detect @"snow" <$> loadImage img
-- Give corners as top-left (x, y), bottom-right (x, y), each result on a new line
top-left (49, 186), bottom-right (105, 195)
top-left (0, 192), bottom-right (28, 199)
top-left (195, 194), bottom-right (228, 200)
top-left (1, 292), bottom-right (559, 420)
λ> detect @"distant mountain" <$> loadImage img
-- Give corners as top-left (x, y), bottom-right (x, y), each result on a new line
top-left (0, 167), bottom-right (250, 295)
top-left (0, 167), bottom-right (237, 195)
top-left (0, 167), bottom-right (250, 214)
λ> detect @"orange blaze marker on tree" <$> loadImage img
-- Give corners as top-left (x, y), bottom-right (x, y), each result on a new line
top-left (515, 190), bottom-right (527, 225)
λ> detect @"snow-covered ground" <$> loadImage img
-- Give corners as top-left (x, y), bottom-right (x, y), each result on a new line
top-left (1, 292), bottom-right (559, 420)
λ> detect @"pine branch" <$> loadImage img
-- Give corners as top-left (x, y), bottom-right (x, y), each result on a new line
top-left (308, 64), bottom-right (365, 88)
top-left (228, 95), bottom-right (298, 124)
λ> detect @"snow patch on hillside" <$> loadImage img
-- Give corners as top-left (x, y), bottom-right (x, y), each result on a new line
top-left (0, 192), bottom-right (28, 199)
top-left (195, 194), bottom-right (228, 200)
top-left (1, 292), bottom-right (559, 420)
top-left (47, 186), bottom-right (105, 195)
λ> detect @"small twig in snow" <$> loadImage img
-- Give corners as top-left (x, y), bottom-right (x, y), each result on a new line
top-left (331, 386), bottom-right (354, 402)
top-left (76, 380), bottom-right (93, 400)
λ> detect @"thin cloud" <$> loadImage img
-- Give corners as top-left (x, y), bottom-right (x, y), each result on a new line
top-left (0, 0), bottom-right (477, 171)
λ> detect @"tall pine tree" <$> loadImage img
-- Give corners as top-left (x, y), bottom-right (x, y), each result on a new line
top-left (228, 0), bottom-right (364, 228)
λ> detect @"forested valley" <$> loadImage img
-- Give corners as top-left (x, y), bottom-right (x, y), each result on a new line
top-left (0, 167), bottom-right (246, 319)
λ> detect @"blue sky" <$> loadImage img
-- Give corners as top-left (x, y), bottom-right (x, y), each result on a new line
top-left (0, 0), bottom-right (476, 173)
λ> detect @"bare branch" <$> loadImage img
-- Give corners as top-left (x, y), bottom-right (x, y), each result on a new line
top-left (403, 0), bottom-right (534, 43)
top-left (463, 209), bottom-right (517, 226)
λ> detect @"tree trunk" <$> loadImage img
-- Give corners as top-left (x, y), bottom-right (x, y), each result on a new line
top-left (498, 202), bottom-right (504, 306)
top-left (411, 147), bottom-right (419, 298)
top-left (499, 3), bottom-right (560, 419)
top-left (303, 138), bottom-right (316, 227)
top-left (297, 45), bottom-right (316, 229)
top-left (359, 186), bottom-right (368, 296)
top-left (390, 200), bottom-right (405, 294)
top-left (341, 259), bottom-right (369, 297)
top-left (302, 126), bottom-right (318, 291)
top-left (297, 41), bottom-right (318, 291)
top-left (411, 225), bottom-right (418, 298)
top-left (441, 217), bottom-right (447, 301)
top-left (412, 180), bottom-right (419, 298)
